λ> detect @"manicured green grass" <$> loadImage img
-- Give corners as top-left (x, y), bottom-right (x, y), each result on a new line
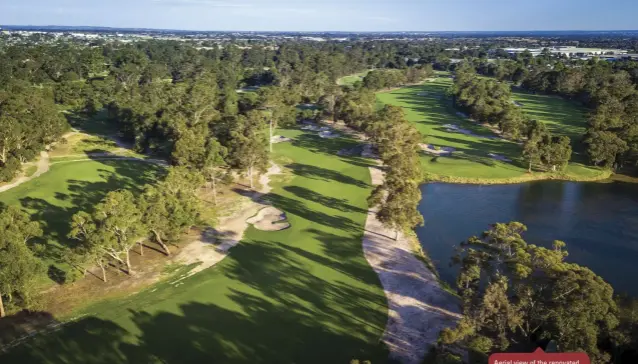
top-left (23, 164), bottom-right (39, 178)
top-left (376, 75), bottom-right (606, 183)
top-left (337, 70), bottom-right (372, 86)
top-left (2, 129), bottom-right (389, 364)
top-left (511, 89), bottom-right (589, 161)
top-left (0, 160), bottom-right (164, 283)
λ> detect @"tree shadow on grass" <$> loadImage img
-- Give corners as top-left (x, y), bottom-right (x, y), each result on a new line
top-left (17, 160), bottom-right (164, 269)
top-left (287, 129), bottom-right (361, 157)
top-left (283, 185), bottom-right (368, 214)
top-left (286, 163), bottom-right (369, 189)
top-left (232, 188), bottom-right (362, 233)
top-left (3, 241), bottom-right (391, 364)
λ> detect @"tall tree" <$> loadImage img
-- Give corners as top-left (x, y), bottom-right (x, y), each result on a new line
top-left (202, 137), bottom-right (228, 205)
top-left (441, 222), bottom-right (618, 362)
top-left (0, 206), bottom-right (44, 317)
top-left (228, 111), bottom-right (269, 189)
top-left (368, 106), bottom-right (424, 240)
top-left (69, 190), bottom-right (145, 276)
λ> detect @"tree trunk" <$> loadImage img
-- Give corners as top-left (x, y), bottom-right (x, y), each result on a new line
top-left (0, 145), bottom-right (6, 164)
top-left (0, 292), bottom-right (5, 318)
top-left (395, 230), bottom-right (400, 241)
top-left (528, 161), bottom-right (532, 173)
top-left (153, 230), bottom-right (171, 256)
top-left (125, 250), bottom-right (133, 275)
top-left (212, 177), bottom-right (217, 205)
top-left (249, 165), bottom-right (254, 189)
top-left (139, 242), bottom-right (144, 256)
top-left (98, 261), bottom-right (107, 283)
top-left (269, 120), bottom-right (273, 153)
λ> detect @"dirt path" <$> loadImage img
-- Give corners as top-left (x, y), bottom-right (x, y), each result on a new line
top-left (363, 160), bottom-right (461, 364)
top-left (0, 151), bottom-right (50, 193)
top-left (0, 129), bottom-right (162, 195)
top-left (175, 163), bottom-right (282, 277)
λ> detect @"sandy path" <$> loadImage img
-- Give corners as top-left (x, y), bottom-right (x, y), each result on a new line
top-left (0, 151), bottom-right (50, 193)
top-left (175, 163), bottom-right (282, 277)
top-left (362, 152), bottom-right (461, 364)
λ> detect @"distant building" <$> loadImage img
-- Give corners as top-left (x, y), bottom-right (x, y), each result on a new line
top-left (495, 46), bottom-right (628, 59)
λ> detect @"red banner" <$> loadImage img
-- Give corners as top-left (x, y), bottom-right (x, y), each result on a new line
top-left (489, 348), bottom-right (590, 364)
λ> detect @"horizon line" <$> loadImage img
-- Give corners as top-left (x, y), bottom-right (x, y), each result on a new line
top-left (3, 24), bottom-right (638, 34)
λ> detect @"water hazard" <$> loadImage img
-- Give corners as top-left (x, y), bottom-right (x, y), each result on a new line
top-left (416, 181), bottom-right (638, 295)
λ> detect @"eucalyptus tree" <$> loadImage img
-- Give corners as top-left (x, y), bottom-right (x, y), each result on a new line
top-left (441, 222), bottom-right (618, 362)
top-left (228, 111), bottom-right (269, 189)
top-left (0, 206), bottom-right (44, 317)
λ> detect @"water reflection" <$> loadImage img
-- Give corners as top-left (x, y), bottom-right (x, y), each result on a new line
top-left (416, 181), bottom-right (638, 295)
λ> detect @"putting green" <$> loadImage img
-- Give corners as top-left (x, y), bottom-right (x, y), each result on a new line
top-left (2, 129), bottom-right (389, 363)
top-left (337, 70), bottom-right (372, 86)
top-left (376, 74), bottom-right (606, 183)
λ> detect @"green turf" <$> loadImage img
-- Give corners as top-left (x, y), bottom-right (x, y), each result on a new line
top-left (337, 70), bottom-right (372, 86)
top-left (376, 74), bottom-right (604, 181)
top-left (2, 129), bottom-right (390, 364)
top-left (511, 89), bottom-right (589, 160)
top-left (0, 159), bottom-right (164, 283)
top-left (23, 164), bottom-right (39, 178)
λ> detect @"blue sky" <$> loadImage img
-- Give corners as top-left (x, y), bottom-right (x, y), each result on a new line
top-left (1, 0), bottom-right (637, 32)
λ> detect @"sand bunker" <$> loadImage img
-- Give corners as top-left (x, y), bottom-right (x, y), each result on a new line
top-left (319, 131), bottom-right (339, 139)
top-left (443, 123), bottom-right (500, 140)
top-left (246, 206), bottom-right (291, 231)
top-left (301, 125), bottom-right (321, 131)
top-left (512, 100), bottom-right (524, 107)
top-left (488, 153), bottom-right (512, 162)
top-left (420, 144), bottom-right (456, 155)
top-left (271, 135), bottom-right (292, 143)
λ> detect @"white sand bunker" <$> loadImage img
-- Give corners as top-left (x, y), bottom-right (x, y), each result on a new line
top-left (512, 100), bottom-right (524, 107)
top-left (443, 123), bottom-right (500, 140)
top-left (488, 153), bottom-right (512, 162)
top-left (271, 135), bottom-right (292, 143)
top-left (443, 123), bottom-right (474, 136)
top-left (301, 124), bottom-right (321, 131)
top-left (319, 130), bottom-right (339, 139)
top-left (246, 206), bottom-right (290, 231)
top-left (420, 144), bottom-right (456, 155)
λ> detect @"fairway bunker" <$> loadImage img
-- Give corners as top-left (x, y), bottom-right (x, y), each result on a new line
top-left (319, 130), bottom-right (339, 138)
top-left (420, 144), bottom-right (456, 155)
top-left (271, 135), bottom-right (292, 143)
top-left (246, 206), bottom-right (291, 231)
top-left (488, 153), bottom-right (512, 162)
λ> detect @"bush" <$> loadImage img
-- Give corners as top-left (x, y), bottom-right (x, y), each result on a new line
top-left (0, 157), bottom-right (21, 182)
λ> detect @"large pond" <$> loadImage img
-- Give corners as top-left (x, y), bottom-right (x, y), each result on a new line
top-left (416, 181), bottom-right (638, 296)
